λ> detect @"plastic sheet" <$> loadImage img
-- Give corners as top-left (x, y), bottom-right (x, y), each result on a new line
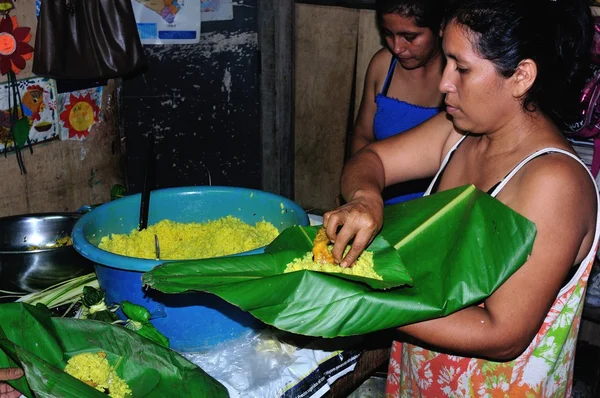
top-left (182, 330), bottom-right (361, 398)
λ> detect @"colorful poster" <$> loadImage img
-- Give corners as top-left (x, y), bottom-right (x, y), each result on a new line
top-left (201, 0), bottom-right (233, 22)
top-left (57, 87), bottom-right (102, 140)
top-left (0, 77), bottom-right (58, 153)
top-left (132, 0), bottom-right (201, 45)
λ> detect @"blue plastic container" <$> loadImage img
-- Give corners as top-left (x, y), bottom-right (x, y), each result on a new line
top-left (72, 186), bottom-right (309, 352)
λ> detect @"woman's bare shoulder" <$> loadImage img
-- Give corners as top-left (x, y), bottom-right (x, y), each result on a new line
top-left (370, 48), bottom-right (393, 67)
top-left (509, 150), bottom-right (597, 242)
top-left (518, 149), bottom-right (594, 196)
top-left (365, 48), bottom-right (393, 82)
top-left (439, 125), bottom-right (466, 160)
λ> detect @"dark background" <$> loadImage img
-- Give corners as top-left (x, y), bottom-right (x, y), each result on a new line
top-left (123, 1), bottom-right (261, 194)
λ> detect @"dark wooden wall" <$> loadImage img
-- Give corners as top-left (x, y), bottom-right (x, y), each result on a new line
top-left (296, 0), bottom-right (375, 8)
top-left (123, 2), bottom-right (261, 194)
top-left (294, 4), bottom-right (381, 212)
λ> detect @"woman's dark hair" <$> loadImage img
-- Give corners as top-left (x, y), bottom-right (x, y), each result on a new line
top-left (444, 0), bottom-right (593, 125)
top-left (376, 0), bottom-right (446, 32)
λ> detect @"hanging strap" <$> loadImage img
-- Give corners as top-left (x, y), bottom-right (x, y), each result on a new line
top-left (488, 148), bottom-right (587, 197)
top-left (381, 57), bottom-right (397, 97)
top-left (424, 134), bottom-right (468, 196)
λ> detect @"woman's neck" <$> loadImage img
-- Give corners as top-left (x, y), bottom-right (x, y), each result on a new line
top-left (475, 111), bottom-right (561, 156)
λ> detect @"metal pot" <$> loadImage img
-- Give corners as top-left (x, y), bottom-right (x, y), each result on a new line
top-left (0, 213), bottom-right (94, 294)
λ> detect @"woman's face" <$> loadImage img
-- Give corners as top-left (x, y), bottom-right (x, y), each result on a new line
top-left (381, 13), bottom-right (440, 70)
top-left (440, 21), bottom-right (516, 133)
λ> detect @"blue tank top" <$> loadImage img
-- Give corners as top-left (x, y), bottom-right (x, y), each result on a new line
top-left (372, 57), bottom-right (441, 205)
top-left (373, 58), bottom-right (441, 141)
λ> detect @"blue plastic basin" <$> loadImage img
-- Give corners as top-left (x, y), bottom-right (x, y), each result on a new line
top-left (72, 186), bottom-right (309, 352)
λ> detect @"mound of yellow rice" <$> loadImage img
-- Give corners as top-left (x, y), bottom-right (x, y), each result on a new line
top-left (98, 216), bottom-right (279, 260)
top-left (284, 248), bottom-right (382, 280)
top-left (64, 352), bottom-right (131, 398)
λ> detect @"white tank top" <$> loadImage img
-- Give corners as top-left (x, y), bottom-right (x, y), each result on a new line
top-left (386, 136), bottom-right (600, 397)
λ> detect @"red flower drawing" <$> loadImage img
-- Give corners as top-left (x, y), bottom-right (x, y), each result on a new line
top-left (0, 15), bottom-right (34, 76)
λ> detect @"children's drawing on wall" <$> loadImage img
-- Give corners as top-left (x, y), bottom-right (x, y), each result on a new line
top-left (0, 14), bottom-right (34, 77)
top-left (58, 87), bottom-right (102, 140)
top-left (201, 0), bottom-right (233, 22)
top-left (0, 77), bottom-right (58, 154)
top-left (136, 0), bottom-right (180, 23)
top-left (133, 0), bottom-right (201, 45)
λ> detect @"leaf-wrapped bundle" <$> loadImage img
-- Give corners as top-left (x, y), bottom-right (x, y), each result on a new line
top-left (143, 185), bottom-right (536, 338)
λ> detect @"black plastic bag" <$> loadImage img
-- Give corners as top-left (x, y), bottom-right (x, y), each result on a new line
top-left (33, 0), bottom-right (147, 80)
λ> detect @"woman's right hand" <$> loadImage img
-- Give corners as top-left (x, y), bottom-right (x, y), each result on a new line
top-left (323, 190), bottom-right (384, 267)
top-left (0, 368), bottom-right (23, 398)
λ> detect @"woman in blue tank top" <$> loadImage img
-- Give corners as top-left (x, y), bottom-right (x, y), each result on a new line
top-left (351, 0), bottom-right (446, 205)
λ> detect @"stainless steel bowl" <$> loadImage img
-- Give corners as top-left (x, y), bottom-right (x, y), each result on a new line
top-left (0, 213), bottom-right (94, 294)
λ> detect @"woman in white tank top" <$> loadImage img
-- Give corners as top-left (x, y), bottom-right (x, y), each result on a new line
top-left (323, 0), bottom-right (598, 396)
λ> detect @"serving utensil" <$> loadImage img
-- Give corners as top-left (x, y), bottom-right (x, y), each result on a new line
top-left (139, 132), bottom-right (156, 231)
top-left (154, 234), bottom-right (160, 259)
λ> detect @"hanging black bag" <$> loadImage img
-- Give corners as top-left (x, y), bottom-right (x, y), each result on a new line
top-left (32, 0), bottom-right (147, 80)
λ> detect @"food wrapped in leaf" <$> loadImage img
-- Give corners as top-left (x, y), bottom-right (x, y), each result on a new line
top-left (64, 351), bottom-right (131, 398)
top-left (0, 303), bottom-right (228, 398)
top-left (80, 286), bottom-right (119, 323)
top-left (286, 242), bottom-right (381, 280)
top-left (143, 185), bottom-right (536, 338)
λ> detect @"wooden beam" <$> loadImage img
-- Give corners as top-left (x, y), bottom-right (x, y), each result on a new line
top-left (259, 0), bottom-right (295, 199)
top-left (294, 4), bottom-right (359, 211)
top-left (295, 0), bottom-right (375, 9)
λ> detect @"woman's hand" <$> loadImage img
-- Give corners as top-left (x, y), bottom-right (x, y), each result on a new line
top-left (323, 190), bottom-right (384, 267)
top-left (0, 368), bottom-right (23, 398)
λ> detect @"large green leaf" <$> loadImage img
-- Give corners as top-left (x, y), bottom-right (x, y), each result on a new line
top-left (145, 224), bottom-right (412, 290)
top-left (0, 303), bottom-right (228, 398)
top-left (143, 185), bottom-right (536, 338)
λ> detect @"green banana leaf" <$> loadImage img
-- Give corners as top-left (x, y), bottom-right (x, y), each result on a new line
top-left (143, 185), bottom-right (536, 338)
top-left (144, 225), bottom-right (411, 291)
top-left (0, 303), bottom-right (228, 398)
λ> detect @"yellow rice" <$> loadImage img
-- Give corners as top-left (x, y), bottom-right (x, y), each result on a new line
top-left (98, 216), bottom-right (279, 260)
top-left (284, 248), bottom-right (382, 280)
top-left (64, 352), bottom-right (131, 398)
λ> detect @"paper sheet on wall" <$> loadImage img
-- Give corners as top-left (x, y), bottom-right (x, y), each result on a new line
top-left (0, 77), bottom-right (58, 153)
top-left (201, 0), bottom-right (233, 22)
top-left (132, 0), bottom-right (201, 45)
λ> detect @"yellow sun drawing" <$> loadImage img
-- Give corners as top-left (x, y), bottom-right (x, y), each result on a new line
top-left (60, 93), bottom-right (100, 139)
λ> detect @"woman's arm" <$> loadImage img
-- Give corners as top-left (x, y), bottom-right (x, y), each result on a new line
top-left (399, 155), bottom-right (597, 360)
top-left (350, 49), bottom-right (389, 156)
top-left (325, 112), bottom-right (457, 266)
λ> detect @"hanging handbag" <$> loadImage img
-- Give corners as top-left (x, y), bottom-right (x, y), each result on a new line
top-left (32, 0), bottom-right (147, 80)
top-left (566, 17), bottom-right (600, 177)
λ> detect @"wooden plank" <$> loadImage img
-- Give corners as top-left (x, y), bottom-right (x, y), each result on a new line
top-left (354, 9), bottom-right (383, 121)
top-left (295, 0), bottom-right (375, 9)
top-left (326, 347), bottom-right (390, 397)
top-left (0, 81), bottom-right (125, 217)
top-left (294, 4), bottom-right (359, 211)
top-left (260, 0), bottom-right (295, 199)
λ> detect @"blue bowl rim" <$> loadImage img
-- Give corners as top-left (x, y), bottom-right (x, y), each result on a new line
top-left (72, 186), bottom-right (309, 272)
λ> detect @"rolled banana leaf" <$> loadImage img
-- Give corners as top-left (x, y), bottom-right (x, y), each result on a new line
top-left (144, 225), bottom-right (411, 291)
top-left (143, 185), bottom-right (536, 338)
top-left (0, 303), bottom-right (228, 398)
